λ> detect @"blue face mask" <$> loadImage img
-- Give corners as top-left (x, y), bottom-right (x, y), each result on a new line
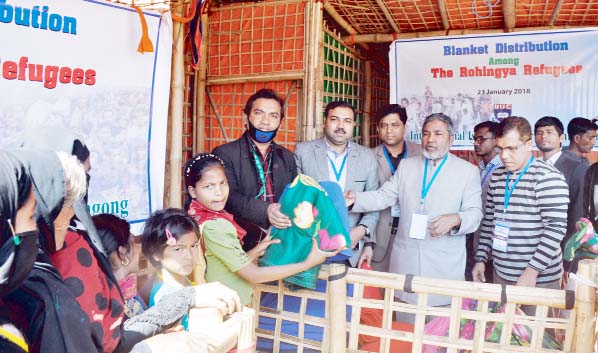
top-left (247, 121), bottom-right (279, 143)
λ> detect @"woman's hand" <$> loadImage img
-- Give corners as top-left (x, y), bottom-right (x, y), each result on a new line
top-left (304, 238), bottom-right (341, 267)
top-left (246, 231), bottom-right (280, 262)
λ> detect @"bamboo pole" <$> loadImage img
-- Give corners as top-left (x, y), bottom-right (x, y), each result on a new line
top-left (574, 260), bottom-right (596, 353)
top-left (374, 0), bottom-right (401, 34)
top-left (322, 2), bottom-right (369, 51)
top-left (502, 0), bottom-right (517, 32)
top-left (328, 263), bottom-right (347, 353)
top-left (437, 0), bottom-right (450, 30)
top-left (167, 0), bottom-right (185, 208)
top-left (548, 0), bottom-right (565, 26)
top-left (342, 25), bottom-right (597, 43)
top-left (207, 71), bottom-right (304, 86)
top-left (302, 0), bottom-right (324, 142)
top-left (195, 9), bottom-right (209, 154)
top-left (362, 60), bottom-right (372, 147)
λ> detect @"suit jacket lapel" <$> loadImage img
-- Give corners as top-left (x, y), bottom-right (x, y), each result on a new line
top-left (344, 143), bottom-right (360, 190)
top-left (375, 145), bottom-right (393, 181)
top-left (314, 138), bottom-right (329, 181)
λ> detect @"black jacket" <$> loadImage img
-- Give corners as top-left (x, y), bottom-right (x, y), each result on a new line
top-left (213, 132), bottom-right (297, 249)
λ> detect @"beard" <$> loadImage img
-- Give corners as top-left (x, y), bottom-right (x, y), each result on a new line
top-left (423, 144), bottom-right (449, 160)
top-left (537, 144), bottom-right (555, 153)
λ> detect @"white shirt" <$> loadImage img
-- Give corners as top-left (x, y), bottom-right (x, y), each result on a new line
top-left (544, 151), bottom-right (562, 166)
top-left (325, 139), bottom-right (350, 191)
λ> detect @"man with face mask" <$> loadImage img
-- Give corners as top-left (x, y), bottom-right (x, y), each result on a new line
top-left (345, 113), bottom-right (482, 309)
top-left (213, 89), bottom-right (297, 251)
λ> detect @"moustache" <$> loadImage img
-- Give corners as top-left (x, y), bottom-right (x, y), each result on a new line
top-left (334, 128), bottom-right (346, 134)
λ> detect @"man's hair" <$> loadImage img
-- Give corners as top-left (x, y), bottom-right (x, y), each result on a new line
top-left (243, 88), bottom-right (285, 119)
top-left (567, 117), bottom-right (596, 139)
top-left (422, 113), bottom-right (454, 134)
top-left (375, 104), bottom-right (407, 125)
top-left (496, 116), bottom-right (532, 141)
top-left (324, 101), bottom-right (355, 119)
top-left (474, 121), bottom-right (499, 137)
top-left (534, 116), bottom-right (564, 135)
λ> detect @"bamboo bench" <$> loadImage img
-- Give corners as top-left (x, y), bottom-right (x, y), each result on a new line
top-left (252, 260), bottom-right (598, 353)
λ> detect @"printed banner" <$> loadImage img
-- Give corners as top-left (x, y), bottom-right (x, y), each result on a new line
top-left (0, 0), bottom-right (172, 232)
top-left (390, 28), bottom-right (598, 149)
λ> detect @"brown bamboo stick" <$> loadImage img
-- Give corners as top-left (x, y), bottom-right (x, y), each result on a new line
top-left (195, 10), bottom-right (209, 154)
top-left (322, 2), bottom-right (369, 51)
top-left (574, 260), bottom-right (596, 353)
top-left (548, 0), bottom-right (565, 26)
top-left (437, 0), bottom-right (450, 30)
top-left (342, 25), bottom-right (598, 43)
top-left (362, 60), bottom-right (372, 146)
top-left (502, 0), bottom-right (517, 32)
top-left (374, 0), bottom-right (401, 34)
top-left (328, 264), bottom-right (347, 353)
top-left (207, 71), bottom-right (304, 86)
top-left (167, 0), bottom-right (185, 208)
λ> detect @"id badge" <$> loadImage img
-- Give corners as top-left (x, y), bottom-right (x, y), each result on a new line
top-left (493, 217), bottom-right (510, 252)
top-left (409, 210), bottom-right (428, 240)
top-left (391, 202), bottom-right (401, 218)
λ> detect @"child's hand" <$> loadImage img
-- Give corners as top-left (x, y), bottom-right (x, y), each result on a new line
top-left (192, 282), bottom-right (242, 316)
top-left (247, 231), bottom-right (280, 261)
top-left (305, 238), bottom-right (341, 266)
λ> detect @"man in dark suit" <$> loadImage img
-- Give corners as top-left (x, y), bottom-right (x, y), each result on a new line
top-left (534, 116), bottom-right (588, 272)
top-left (213, 88), bottom-right (296, 251)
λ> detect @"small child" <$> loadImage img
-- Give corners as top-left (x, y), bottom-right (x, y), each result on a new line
top-left (141, 208), bottom-right (203, 328)
top-left (184, 153), bottom-right (336, 306)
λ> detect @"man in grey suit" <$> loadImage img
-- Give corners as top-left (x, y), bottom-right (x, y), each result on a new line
top-left (534, 116), bottom-right (588, 274)
top-left (294, 101), bottom-right (379, 267)
top-left (360, 104), bottom-right (421, 272)
top-left (346, 113), bottom-right (482, 307)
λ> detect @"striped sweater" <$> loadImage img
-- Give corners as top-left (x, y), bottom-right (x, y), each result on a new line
top-left (475, 159), bottom-right (569, 283)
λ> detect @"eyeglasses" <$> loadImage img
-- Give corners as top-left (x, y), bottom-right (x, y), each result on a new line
top-left (471, 136), bottom-right (495, 144)
top-left (496, 142), bottom-right (528, 154)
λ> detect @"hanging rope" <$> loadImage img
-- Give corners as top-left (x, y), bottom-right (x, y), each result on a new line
top-left (172, 0), bottom-right (200, 23)
top-left (132, 5), bottom-right (154, 53)
top-left (471, 0), bottom-right (501, 19)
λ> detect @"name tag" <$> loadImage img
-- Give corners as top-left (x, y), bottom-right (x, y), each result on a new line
top-left (493, 219), bottom-right (510, 252)
top-left (391, 202), bottom-right (401, 218)
top-left (409, 211), bottom-right (428, 240)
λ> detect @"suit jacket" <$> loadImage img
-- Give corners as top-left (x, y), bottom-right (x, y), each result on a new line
top-left (554, 152), bottom-right (589, 247)
top-left (212, 132), bottom-right (297, 249)
top-left (294, 137), bottom-right (379, 266)
top-left (352, 153), bottom-right (482, 306)
top-left (371, 141), bottom-right (422, 272)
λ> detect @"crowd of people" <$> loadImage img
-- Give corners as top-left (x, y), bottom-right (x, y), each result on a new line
top-left (1, 87), bottom-right (596, 352)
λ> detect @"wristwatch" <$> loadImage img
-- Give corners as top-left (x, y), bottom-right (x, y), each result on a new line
top-left (358, 224), bottom-right (370, 237)
top-left (364, 241), bottom-right (376, 249)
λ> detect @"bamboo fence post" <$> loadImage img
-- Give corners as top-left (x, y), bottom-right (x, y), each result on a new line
top-left (195, 9), bottom-right (209, 154)
top-left (328, 263), bottom-right (347, 353)
top-left (574, 260), bottom-right (596, 353)
top-left (303, 0), bottom-right (324, 142)
top-left (167, 0), bottom-right (185, 208)
top-left (363, 60), bottom-right (372, 146)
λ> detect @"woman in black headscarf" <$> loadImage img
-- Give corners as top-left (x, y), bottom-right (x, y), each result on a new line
top-left (0, 151), bottom-right (39, 353)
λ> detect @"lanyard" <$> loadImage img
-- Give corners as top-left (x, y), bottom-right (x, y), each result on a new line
top-left (250, 148), bottom-right (271, 199)
top-left (503, 156), bottom-right (534, 212)
top-left (328, 153), bottom-right (348, 182)
top-left (480, 163), bottom-right (496, 186)
top-left (382, 143), bottom-right (408, 175)
top-left (421, 154), bottom-right (448, 205)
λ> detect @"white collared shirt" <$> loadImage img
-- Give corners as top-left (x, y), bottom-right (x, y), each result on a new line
top-left (325, 139), bottom-right (350, 191)
top-left (544, 151), bottom-right (562, 166)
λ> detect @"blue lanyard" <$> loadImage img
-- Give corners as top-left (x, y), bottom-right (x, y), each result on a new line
top-left (480, 163), bottom-right (496, 186)
top-left (421, 154), bottom-right (448, 205)
top-left (382, 143), bottom-right (408, 175)
top-left (328, 153), bottom-right (348, 182)
top-left (503, 156), bottom-right (534, 212)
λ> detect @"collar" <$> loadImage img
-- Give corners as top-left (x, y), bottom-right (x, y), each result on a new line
top-left (479, 153), bottom-right (503, 170)
top-left (246, 133), bottom-right (273, 158)
top-left (544, 151), bottom-right (562, 165)
top-left (324, 138), bottom-right (350, 158)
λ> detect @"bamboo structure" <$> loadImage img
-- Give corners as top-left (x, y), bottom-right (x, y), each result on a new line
top-left (252, 262), bottom-right (598, 352)
top-left (167, 0), bottom-right (185, 208)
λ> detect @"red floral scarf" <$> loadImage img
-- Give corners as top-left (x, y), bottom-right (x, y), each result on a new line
top-left (187, 199), bottom-right (247, 244)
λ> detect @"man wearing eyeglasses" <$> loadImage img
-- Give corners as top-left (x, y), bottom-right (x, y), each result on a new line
top-left (346, 113), bottom-right (482, 308)
top-left (465, 121), bottom-right (502, 282)
top-left (473, 117), bottom-right (568, 301)
top-left (534, 116), bottom-right (588, 276)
